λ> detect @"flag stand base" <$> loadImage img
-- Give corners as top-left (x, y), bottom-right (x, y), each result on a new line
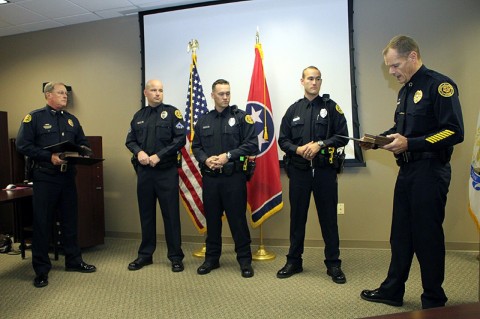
top-left (192, 243), bottom-right (206, 258)
top-left (252, 225), bottom-right (275, 261)
top-left (253, 244), bottom-right (275, 261)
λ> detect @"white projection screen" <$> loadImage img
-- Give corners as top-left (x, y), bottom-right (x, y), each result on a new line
top-left (140, 0), bottom-right (363, 165)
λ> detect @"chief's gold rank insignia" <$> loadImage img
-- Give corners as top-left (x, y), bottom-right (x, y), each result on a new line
top-left (68, 119), bottom-right (74, 127)
top-left (245, 114), bottom-right (254, 124)
top-left (335, 104), bottom-right (344, 115)
top-left (413, 90), bottom-right (423, 104)
top-left (23, 114), bottom-right (32, 123)
top-left (175, 110), bottom-right (183, 119)
top-left (438, 82), bottom-right (454, 97)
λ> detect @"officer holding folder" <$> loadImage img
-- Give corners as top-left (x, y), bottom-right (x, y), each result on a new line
top-left (16, 82), bottom-right (96, 288)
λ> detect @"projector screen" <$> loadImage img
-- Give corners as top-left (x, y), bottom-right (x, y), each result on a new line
top-left (140, 0), bottom-right (363, 164)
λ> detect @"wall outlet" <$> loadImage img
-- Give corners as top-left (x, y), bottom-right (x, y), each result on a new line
top-left (337, 203), bottom-right (345, 215)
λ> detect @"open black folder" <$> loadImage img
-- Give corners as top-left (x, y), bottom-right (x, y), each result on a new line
top-left (336, 134), bottom-right (394, 146)
top-left (43, 140), bottom-right (104, 165)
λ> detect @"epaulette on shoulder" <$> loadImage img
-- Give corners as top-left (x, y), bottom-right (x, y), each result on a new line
top-left (425, 69), bottom-right (453, 83)
top-left (31, 108), bottom-right (44, 115)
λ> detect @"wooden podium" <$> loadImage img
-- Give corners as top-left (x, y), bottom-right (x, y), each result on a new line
top-left (9, 136), bottom-right (105, 248)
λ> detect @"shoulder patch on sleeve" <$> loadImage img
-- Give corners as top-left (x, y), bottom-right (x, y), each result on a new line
top-left (245, 114), bottom-right (254, 124)
top-left (175, 109), bottom-right (183, 119)
top-left (438, 82), bottom-right (454, 97)
top-left (335, 104), bottom-right (344, 115)
top-left (23, 114), bottom-right (32, 123)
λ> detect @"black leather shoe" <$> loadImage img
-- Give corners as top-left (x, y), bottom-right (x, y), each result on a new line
top-left (171, 260), bottom-right (184, 272)
top-left (327, 266), bottom-right (346, 284)
top-left (128, 257), bottom-right (153, 271)
top-left (241, 265), bottom-right (254, 278)
top-left (360, 288), bottom-right (403, 307)
top-left (276, 263), bottom-right (303, 279)
top-left (197, 262), bottom-right (220, 275)
top-left (65, 261), bottom-right (96, 273)
top-left (33, 274), bottom-right (48, 288)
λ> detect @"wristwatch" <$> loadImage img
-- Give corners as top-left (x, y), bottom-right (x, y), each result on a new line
top-left (227, 152), bottom-right (232, 160)
top-left (317, 140), bottom-right (325, 148)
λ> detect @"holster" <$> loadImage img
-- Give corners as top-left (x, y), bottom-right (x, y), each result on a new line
top-left (131, 155), bottom-right (139, 173)
top-left (24, 156), bottom-right (33, 182)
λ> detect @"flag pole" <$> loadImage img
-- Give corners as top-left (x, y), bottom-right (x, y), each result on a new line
top-left (251, 28), bottom-right (275, 261)
top-left (187, 39), bottom-right (206, 258)
top-left (252, 224), bottom-right (275, 260)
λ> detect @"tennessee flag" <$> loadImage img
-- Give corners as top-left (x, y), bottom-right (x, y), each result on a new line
top-left (179, 54), bottom-right (208, 233)
top-left (468, 112), bottom-right (480, 231)
top-left (246, 41), bottom-right (283, 227)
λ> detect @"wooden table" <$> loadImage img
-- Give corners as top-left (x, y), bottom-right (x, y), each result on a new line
top-left (0, 187), bottom-right (33, 203)
top-left (0, 187), bottom-right (33, 258)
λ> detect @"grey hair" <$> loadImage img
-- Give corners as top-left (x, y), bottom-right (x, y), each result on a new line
top-left (382, 35), bottom-right (421, 59)
top-left (43, 82), bottom-right (66, 97)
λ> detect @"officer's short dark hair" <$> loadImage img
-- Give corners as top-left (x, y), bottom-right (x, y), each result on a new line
top-left (383, 35), bottom-right (421, 59)
top-left (212, 79), bottom-right (229, 91)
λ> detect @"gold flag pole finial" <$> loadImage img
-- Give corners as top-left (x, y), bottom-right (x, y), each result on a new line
top-left (187, 39), bottom-right (199, 61)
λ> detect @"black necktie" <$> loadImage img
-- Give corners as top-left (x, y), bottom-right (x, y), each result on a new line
top-left (145, 107), bottom-right (157, 155)
top-left (213, 111), bottom-right (224, 155)
top-left (304, 102), bottom-right (314, 142)
top-left (397, 87), bottom-right (409, 134)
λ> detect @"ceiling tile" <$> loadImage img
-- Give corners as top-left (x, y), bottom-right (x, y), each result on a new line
top-left (17, 0), bottom-right (89, 19)
top-left (0, 0), bottom-right (206, 37)
top-left (95, 6), bottom-right (137, 19)
top-left (68, 0), bottom-right (135, 12)
top-left (0, 3), bottom-right (47, 25)
top-left (54, 12), bottom-right (100, 25)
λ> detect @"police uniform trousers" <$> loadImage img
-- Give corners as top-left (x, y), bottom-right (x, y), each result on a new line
top-left (136, 164), bottom-right (184, 262)
top-left (379, 158), bottom-right (450, 309)
top-left (202, 172), bottom-right (252, 266)
top-left (32, 168), bottom-right (82, 275)
top-left (287, 165), bottom-right (341, 268)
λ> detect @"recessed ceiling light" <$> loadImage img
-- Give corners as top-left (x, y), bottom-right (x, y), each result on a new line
top-left (0, 0), bottom-right (10, 4)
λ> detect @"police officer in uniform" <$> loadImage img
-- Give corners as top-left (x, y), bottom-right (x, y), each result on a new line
top-left (360, 35), bottom-right (464, 309)
top-left (277, 66), bottom-right (348, 284)
top-left (126, 79), bottom-right (186, 272)
top-left (192, 79), bottom-right (258, 278)
top-left (16, 82), bottom-right (96, 288)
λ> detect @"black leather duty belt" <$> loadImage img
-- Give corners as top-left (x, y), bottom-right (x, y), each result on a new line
top-left (34, 162), bottom-right (69, 173)
top-left (395, 151), bottom-right (441, 166)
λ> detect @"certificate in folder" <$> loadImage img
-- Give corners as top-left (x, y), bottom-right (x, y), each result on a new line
top-left (43, 140), bottom-right (104, 165)
top-left (43, 140), bottom-right (82, 153)
top-left (61, 155), bottom-right (104, 165)
top-left (336, 134), bottom-right (394, 146)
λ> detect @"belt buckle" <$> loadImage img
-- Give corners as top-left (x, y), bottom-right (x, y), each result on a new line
top-left (60, 163), bottom-right (67, 172)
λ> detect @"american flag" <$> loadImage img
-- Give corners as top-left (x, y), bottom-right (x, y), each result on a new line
top-left (179, 56), bottom-right (208, 233)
